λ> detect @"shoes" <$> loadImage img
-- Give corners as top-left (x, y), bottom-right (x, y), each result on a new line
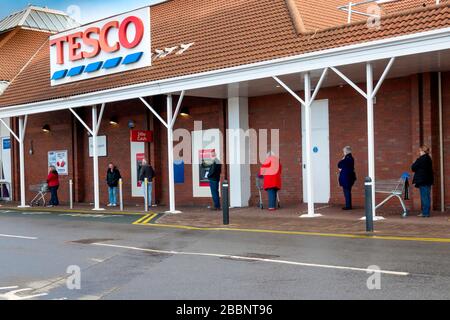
top-left (46, 205), bottom-right (54, 208)
top-left (107, 203), bottom-right (112, 207)
top-left (342, 207), bottom-right (352, 211)
top-left (417, 214), bottom-right (430, 218)
top-left (268, 208), bottom-right (276, 212)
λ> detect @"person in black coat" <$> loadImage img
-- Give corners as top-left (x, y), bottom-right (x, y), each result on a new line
top-left (205, 152), bottom-right (222, 210)
top-left (338, 146), bottom-right (356, 210)
top-left (411, 146), bottom-right (434, 217)
top-left (106, 163), bottom-right (121, 207)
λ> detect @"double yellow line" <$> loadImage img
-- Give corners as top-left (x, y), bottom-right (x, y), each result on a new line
top-left (132, 213), bottom-right (158, 225)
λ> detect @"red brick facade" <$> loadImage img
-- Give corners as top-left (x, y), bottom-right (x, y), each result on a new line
top-left (11, 72), bottom-right (450, 210)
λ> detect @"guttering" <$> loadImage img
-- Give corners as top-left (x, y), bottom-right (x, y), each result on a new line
top-left (1, 27), bottom-right (450, 118)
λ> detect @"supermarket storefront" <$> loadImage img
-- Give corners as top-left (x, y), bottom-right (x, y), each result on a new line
top-left (0, 0), bottom-right (449, 217)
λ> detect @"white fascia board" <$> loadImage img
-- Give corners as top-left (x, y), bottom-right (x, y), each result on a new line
top-left (1, 26), bottom-right (450, 118)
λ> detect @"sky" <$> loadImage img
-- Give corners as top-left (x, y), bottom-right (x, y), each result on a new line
top-left (0, 0), bottom-right (166, 24)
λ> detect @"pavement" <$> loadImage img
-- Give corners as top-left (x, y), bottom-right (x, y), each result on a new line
top-left (2, 201), bottom-right (448, 240)
top-left (1, 207), bottom-right (450, 300)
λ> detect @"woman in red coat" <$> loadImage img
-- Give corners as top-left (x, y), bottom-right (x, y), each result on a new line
top-left (47, 166), bottom-right (60, 207)
top-left (259, 153), bottom-right (282, 211)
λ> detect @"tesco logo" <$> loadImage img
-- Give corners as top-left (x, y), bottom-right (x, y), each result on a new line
top-left (50, 7), bottom-right (151, 86)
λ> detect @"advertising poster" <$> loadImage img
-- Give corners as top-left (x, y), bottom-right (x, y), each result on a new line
top-left (89, 135), bottom-right (107, 157)
top-left (192, 129), bottom-right (222, 198)
top-left (199, 149), bottom-right (215, 187)
top-left (48, 150), bottom-right (68, 175)
top-left (136, 153), bottom-right (145, 187)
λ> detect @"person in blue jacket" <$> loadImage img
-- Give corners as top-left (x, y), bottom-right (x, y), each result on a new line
top-left (338, 146), bottom-right (357, 210)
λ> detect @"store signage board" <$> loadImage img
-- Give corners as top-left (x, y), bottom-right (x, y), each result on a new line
top-left (130, 130), bottom-right (153, 143)
top-left (49, 7), bottom-right (151, 86)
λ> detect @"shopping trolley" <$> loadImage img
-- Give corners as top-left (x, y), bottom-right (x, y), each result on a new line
top-left (256, 176), bottom-right (281, 209)
top-left (29, 182), bottom-right (49, 207)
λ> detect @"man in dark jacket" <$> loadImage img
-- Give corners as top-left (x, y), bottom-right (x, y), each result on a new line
top-left (206, 152), bottom-right (222, 210)
top-left (139, 159), bottom-right (156, 208)
top-left (412, 145), bottom-right (434, 217)
top-left (338, 146), bottom-right (356, 210)
top-left (106, 163), bottom-right (121, 207)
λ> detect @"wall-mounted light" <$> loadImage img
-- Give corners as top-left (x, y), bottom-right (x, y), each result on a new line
top-left (180, 107), bottom-right (190, 117)
top-left (42, 124), bottom-right (51, 133)
top-left (109, 116), bottom-right (119, 126)
top-left (29, 140), bottom-right (34, 155)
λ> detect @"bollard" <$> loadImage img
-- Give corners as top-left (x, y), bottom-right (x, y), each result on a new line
top-left (144, 178), bottom-right (148, 212)
top-left (119, 178), bottom-right (124, 211)
top-left (222, 180), bottom-right (229, 225)
top-left (69, 179), bottom-right (73, 209)
top-left (365, 177), bottom-right (374, 232)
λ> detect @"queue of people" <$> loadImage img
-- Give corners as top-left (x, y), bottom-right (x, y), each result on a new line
top-left (42, 147), bottom-right (435, 217)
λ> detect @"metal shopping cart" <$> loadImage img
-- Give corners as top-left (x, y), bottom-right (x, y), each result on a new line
top-left (375, 173), bottom-right (410, 218)
top-left (256, 176), bottom-right (281, 209)
top-left (29, 182), bottom-right (49, 207)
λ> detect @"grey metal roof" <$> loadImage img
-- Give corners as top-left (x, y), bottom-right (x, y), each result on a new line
top-left (0, 5), bottom-right (79, 34)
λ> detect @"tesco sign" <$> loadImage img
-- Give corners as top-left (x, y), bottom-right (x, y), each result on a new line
top-left (50, 7), bottom-right (151, 86)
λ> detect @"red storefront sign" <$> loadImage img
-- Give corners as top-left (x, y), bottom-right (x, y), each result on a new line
top-left (130, 130), bottom-right (153, 142)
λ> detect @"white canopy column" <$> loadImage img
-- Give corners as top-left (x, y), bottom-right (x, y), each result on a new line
top-left (0, 116), bottom-right (28, 207)
top-left (69, 104), bottom-right (105, 211)
top-left (331, 58), bottom-right (396, 220)
top-left (139, 91), bottom-right (185, 214)
top-left (273, 68), bottom-right (329, 217)
top-left (227, 96), bottom-right (251, 207)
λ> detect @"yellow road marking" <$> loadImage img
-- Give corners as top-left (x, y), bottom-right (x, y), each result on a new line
top-left (132, 213), bottom-right (158, 225)
top-left (134, 222), bottom-right (450, 243)
top-left (132, 214), bottom-right (153, 225)
top-left (2, 207), bottom-right (145, 216)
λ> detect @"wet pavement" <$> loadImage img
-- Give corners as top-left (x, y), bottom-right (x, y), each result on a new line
top-left (1, 208), bottom-right (450, 300)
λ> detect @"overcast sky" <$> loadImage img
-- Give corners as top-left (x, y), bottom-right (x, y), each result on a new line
top-left (0, 0), bottom-right (166, 24)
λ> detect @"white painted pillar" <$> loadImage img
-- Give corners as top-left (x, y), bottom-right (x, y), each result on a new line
top-left (366, 63), bottom-right (377, 219)
top-left (18, 117), bottom-right (28, 208)
top-left (227, 96), bottom-right (251, 207)
top-left (91, 106), bottom-right (103, 211)
top-left (166, 94), bottom-right (179, 213)
top-left (303, 72), bottom-right (315, 216)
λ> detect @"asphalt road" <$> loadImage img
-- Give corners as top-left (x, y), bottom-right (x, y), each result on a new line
top-left (1, 209), bottom-right (450, 300)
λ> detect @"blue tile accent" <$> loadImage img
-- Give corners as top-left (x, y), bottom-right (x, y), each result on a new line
top-left (103, 57), bottom-right (123, 69)
top-left (122, 52), bottom-right (143, 65)
top-left (85, 61), bottom-right (103, 73)
top-left (51, 69), bottom-right (68, 80)
top-left (67, 65), bottom-right (85, 77)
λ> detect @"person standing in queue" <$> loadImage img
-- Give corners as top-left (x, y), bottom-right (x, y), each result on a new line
top-left (138, 159), bottom-right (156, 209)
top-left (259, 152), bottom-right (282, 211)
top-left (47, 165), bottom-right (60, 207)
top-left (207, 151), bottom-right (222, 211)
top-left (106, 163), bottom-right (121, 207)
top-left (338, 146), bottom-right (356, 210)
top-left (411, 145), bottom-right (434, 218)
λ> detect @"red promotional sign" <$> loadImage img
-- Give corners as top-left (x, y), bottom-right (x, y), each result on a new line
top-left (130, 130), bottom-right (153, 143)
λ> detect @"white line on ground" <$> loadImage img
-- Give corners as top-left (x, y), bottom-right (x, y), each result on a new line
top-left (92, 243), bottom-right (409, 276)
top-left (0, 234), bottom-right (38, 240)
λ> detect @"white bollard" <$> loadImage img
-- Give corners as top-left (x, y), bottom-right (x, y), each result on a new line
top-left (69, 179), bottom-right (73, 209)
top-left (144, 178), bottom-right (148, 212)
top-left (119, 178), bottom-right (123, 211)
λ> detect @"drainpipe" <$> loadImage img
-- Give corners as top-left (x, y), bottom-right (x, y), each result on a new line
top-left (438, 72), bottom-right (445, 212)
